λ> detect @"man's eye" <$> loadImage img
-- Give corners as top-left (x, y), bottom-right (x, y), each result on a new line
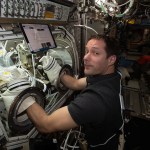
top-left (94, 52), bottom-right (99, 55)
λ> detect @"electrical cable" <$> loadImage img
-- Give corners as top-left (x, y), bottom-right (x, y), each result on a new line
top-left (3, 51), bottom-right (16, 66)
top-left (45, 92), bottom-right (59, 111)
top-left (139, 2), bottom-right (150, 7)
top-left (31, 54), bottom-right (36, 87)
top-left (60, 127), bottom-right (82, 150)
top-left (68, 127), bottom-right (81, 150)
top-left (33, 78), bottom-right (47, 92)
top-left (74, 24), bottom-right (98, 34)
top-left (96, 0), bottom-right (135, 17)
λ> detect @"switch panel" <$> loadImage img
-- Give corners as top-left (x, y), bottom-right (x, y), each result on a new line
top-left (0, 0), bottom-right (71, 21)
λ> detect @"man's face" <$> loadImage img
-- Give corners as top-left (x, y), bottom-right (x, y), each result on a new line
top-left (83, 39), bottom-right (115, 76)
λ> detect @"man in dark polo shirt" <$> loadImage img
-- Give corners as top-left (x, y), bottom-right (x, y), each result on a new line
top-left (20, 34), bottom-right (124, 150)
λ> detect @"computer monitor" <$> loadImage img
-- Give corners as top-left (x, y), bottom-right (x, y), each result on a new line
top-left (20, 24), bottom-right (57, 53)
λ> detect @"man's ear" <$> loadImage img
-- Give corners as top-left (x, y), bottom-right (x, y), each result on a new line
top-left (108, 55), bottom-right (116, 66)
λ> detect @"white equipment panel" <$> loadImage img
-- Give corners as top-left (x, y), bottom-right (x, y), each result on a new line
top-left (0, 0), bottom-right (71, 21)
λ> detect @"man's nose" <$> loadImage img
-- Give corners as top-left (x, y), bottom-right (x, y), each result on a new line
top-left (84, 52), bottom-right (90, 60)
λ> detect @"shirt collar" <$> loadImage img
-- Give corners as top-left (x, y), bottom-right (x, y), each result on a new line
top-left (87, 72), bottom-right (118, 85)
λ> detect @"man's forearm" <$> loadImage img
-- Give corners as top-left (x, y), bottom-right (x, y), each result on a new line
top-left (26, 103), bottom-right (49, 133)
top-left (26, 103), bottom-right (78, 133)
top-left (61, 74), bottom-right (86, 90)
top-left (60, 74), bottom-right (78, 90)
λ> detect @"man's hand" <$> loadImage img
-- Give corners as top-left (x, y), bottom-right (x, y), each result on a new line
top-left (17, 96), bottom-right (36, 115)
top-left (39, 55), bottom-right (61, 86)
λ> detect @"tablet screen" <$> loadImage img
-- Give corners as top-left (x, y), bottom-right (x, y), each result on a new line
top-left (20, 24), bottom-right (57, 53)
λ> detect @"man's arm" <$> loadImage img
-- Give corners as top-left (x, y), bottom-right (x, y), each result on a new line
top-left (27, 103), bottom-right (78, 133)
top-left (60, 74), bottom-right (87, 90)
top-left (39, 55), bottom-right (87, 90)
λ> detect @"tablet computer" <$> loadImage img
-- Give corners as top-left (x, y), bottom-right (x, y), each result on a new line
top-left (20, 23), bottom-right (57, 53)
